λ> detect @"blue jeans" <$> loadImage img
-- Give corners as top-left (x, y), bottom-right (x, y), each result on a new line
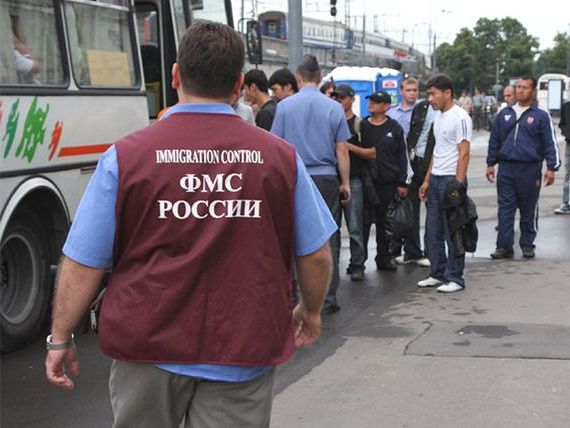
top-left (426, 175), bottom-right (466, 287)
top-left (341, 177), bottom-right (366, 270)
top-left (562, 143), bottom-right (570, 205)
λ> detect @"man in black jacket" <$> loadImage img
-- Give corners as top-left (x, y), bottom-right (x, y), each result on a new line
top-left (393, 99), bottom-right (437, 267)
top-left (358, 91), bottom-right (410, 271)
top-left (555, 100), bottom-right (570, 214)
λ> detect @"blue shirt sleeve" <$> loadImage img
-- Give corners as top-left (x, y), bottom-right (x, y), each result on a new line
top-left (333, 106), bottom-right (352, 143)
top-left (62, 146), bottom-right (118, 269)
top-left (293, 154), bottom-right (337, 256)
top-left (270, 103), bottom-right (285, 137)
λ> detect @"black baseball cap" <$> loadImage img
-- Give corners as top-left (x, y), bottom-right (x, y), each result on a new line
top-left (366, 90), bottom-right (392, 104)
top-left (331, 84), bottom-right (355, 98)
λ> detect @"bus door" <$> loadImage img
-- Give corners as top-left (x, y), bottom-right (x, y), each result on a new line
top-left (134, 0), bottom-right (180, 118)
top-left (134, 0), bottom-right (234, 118)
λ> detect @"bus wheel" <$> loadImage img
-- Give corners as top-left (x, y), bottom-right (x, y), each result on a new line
top-left (1, 210), bottom-right (51, 353)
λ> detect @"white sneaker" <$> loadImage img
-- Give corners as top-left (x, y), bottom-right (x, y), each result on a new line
top-left (437, 282), bottom-right (464, 293)
top-left (415, 257), bottom-right (431, 267)
top-left (394, 255), bottom-right (407, 265)
top-left (417, 276), bottom-right (443, 288)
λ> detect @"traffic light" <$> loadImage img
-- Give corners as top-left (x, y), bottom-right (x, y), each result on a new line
top-left (330, 0), bottom-right (337, 16)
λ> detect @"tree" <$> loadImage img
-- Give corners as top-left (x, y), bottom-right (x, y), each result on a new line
top-left (536, 32), bottom-right (570, 75)
top-left (434, 17), bottom-right (539, 93)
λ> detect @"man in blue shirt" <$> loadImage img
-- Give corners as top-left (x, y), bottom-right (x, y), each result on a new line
top-left (45, 22), bottom-right (337, 427)
top-left (387, 77), bottom-right (419, 140)
top-left (271, 54), bottom-right (351, 314)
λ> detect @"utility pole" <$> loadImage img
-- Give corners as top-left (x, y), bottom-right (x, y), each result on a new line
top-left (360, 0), bottom-right (367, 66)
top-left (566, 24), bottom-right (570, 76)
top-left (288, 0), bottom-right (303, 71)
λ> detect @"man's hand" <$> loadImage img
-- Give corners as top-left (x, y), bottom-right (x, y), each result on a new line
top-left (397, 186), bottom-right (408, 198)
top-left (544, 170), bottom-right (555, 186)
top-left (292, 304), bottom-right (322, 348)
top-left (419, 181), bottom-right (429, 202)
top-left (45, 345), bottom-right (79, 390)
top-left (486, 166), bottom-right (495, 183)
top-left (339, 182), bottom-right (351, 205)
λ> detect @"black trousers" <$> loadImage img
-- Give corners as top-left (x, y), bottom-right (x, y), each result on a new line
top-left (363, 182), bottom-right (397, 265)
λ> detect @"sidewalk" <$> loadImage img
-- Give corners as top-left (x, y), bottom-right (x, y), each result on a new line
top-left (270, 128), bottom-right (570, 428)
top-left (271, 215), bottom-right (570, 427)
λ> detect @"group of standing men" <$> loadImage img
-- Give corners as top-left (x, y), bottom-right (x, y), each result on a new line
top-left (44, 20), bottom-right (565, 428)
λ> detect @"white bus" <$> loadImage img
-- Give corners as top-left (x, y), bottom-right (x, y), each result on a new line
top-left (537, 73), bottom-right (570, 113)
top-left (0, 0), bottom-right (233, 352)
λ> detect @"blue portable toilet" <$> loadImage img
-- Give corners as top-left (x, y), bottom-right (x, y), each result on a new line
top-left (322, 66), bottom-right (401, 117)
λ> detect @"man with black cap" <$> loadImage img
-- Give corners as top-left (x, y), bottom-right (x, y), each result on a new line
top-left (332, 84), bottom-right (368, 281)
top-left (359, 90), bottom-right (410, 271)
top-left (272, 54), bottom-right (351, 314)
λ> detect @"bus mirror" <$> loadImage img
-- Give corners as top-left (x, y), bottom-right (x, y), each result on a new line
top-left (246, 20), bottom-right (263, 65)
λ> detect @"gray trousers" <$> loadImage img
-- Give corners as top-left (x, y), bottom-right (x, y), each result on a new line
top-left (109, 360), bottom-right (275, 428)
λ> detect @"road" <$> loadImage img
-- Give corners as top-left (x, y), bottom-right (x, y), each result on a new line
top-left (2, 131), bottom-right (569, 428)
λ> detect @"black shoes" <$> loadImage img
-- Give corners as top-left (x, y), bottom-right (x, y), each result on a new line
top-left (350, 269), bottom-right (364, 281)
top-left (321, 303), bottom-right (341, 315)
top-left (490, 247), bottom-right (514, 259)
top-left (521, 247), bottom-right (535, 258)
top-left (376, 260), bottom-right (397, 271)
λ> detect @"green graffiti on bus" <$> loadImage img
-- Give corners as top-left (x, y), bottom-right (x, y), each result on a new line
top-left (2, 96), bottom-right (51, 163)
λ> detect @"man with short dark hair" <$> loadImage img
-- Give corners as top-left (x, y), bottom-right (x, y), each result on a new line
top-left (486, 76), bottom-right (560, 258)
top-left (332, 84), bottom-right (368, 280)
top-left (244, 69), bottom-right (277, 131)
top-left (271, 54), bottom-right (351, 314)
top-left (45, 21), bottom-right (336, 427)
top-left (268, 67), bottom-right (298, 101)
top-left (419, 74), bottom-right (472, 293)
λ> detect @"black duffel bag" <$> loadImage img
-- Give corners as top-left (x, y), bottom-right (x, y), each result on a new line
top-left (386, 195), bottom-right (414, 241)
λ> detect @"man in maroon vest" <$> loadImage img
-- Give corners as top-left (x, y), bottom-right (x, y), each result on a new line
top-left (45, 21), bottom-right (336, 427)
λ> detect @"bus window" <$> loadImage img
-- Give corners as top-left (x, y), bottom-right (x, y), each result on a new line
top-left (0, 0), bottom-right (65, 86)
top-left (64, 1), bottom-right (137, 88)
top-left (190, 0), bottom-right (228, 25)
top-left (135, 4), bottom-right (162, 118)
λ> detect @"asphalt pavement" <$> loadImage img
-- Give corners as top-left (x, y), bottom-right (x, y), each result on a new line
top-left (2, 131), bottom-right (569, 428)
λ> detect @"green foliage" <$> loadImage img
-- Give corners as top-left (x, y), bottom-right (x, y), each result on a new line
top-left (434, 17), bottom-right (539, 93)
top-left (536, 33), bottom-right (570, 75)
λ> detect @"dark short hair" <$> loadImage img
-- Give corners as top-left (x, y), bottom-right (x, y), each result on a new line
top-left (519, 75), bottom-right (537, 89)
top-left (426, 74), bottom-right (454, 97)
top-left (297, 54), bottom-right (321, 83)
top-left (244, 69), bottom-right (269, 93)
top-left (320, 80), bottom-right (335, 94)
top-left (268, 68), bottom-right (298, 92)
top-left (177, 21), bottom-right (244, 98)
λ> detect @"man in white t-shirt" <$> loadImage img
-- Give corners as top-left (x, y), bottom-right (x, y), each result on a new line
top-left (418, 74), bottom-right (472, 293)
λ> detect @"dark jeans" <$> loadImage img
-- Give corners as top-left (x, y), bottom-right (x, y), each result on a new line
top-left (496, 162), bottom-right (542, 249)
top-left (311, 175), bottom-right (341, 308)
top-left (341, 177), bottom-right (366, 271)
top-left (391, 157), bottom-right (426, 260)
top-left (426, 175), bottom-right (465, 287)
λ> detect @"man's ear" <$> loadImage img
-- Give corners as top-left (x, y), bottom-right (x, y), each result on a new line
top-left (231, 73), bottom-right (245, 99)
top-left (172, 63), bottom-right (181, 89)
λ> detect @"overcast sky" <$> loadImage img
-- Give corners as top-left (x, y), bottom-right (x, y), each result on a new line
top-left (232, 0), bottom-right (569, 52)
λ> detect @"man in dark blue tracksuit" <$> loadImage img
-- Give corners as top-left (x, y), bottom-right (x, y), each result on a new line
top-left (486, 76), bottom-right (560, 259)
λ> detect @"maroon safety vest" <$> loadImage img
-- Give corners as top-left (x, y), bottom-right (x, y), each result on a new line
top-left (98, 112), bottom-right (297, 365)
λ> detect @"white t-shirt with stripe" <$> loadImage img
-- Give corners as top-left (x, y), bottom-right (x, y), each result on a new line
top-left (431, 104), bottom-right (472, 176)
